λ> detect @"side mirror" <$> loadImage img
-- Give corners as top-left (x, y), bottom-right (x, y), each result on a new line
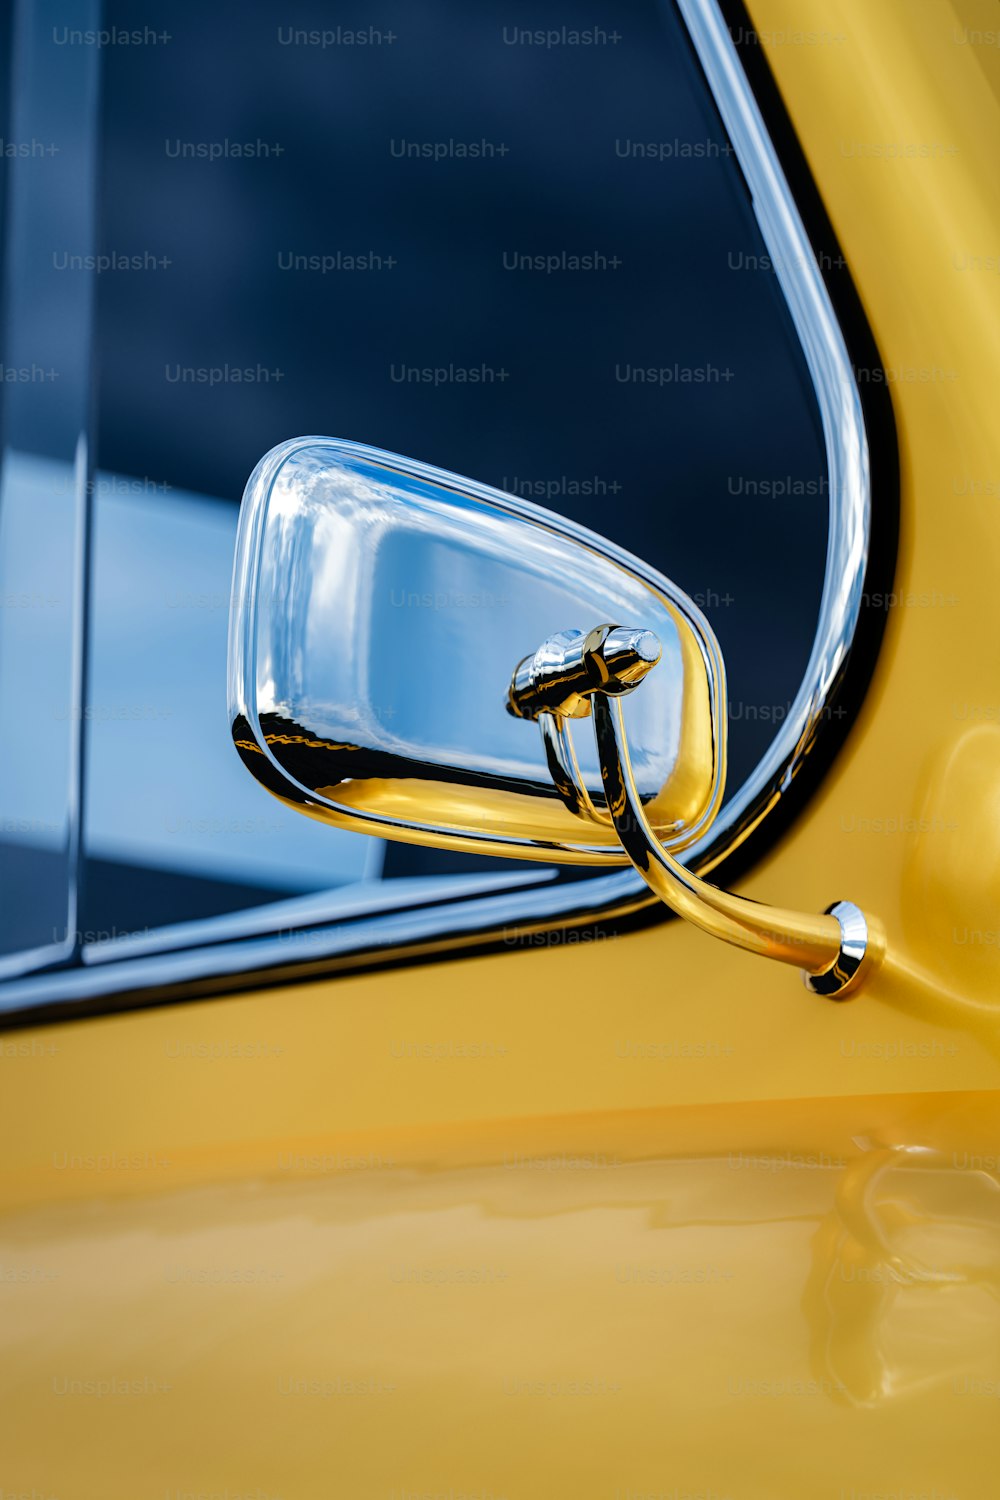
top-left (229, 437), bottom-right (882, 997)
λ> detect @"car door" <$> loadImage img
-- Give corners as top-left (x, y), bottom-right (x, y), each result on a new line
top-left (0, 0), bottom-right (998, 1496)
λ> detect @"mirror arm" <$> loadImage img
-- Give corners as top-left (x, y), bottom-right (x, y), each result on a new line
top-left (591, 694), bottom-right (883, 997)
top-left (509, 625), bottom-right (884, 999)
top-left (538, 712), bottom-right (614, 828)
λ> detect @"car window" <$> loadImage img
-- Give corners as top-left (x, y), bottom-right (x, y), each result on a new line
top-left (0, 0), bottom-right (828, 973)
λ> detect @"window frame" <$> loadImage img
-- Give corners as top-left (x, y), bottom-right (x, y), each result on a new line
top-left (0, 0), bottom-right (898, 1027)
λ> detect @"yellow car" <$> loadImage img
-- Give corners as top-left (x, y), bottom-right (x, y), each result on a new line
top-left (1, 0), bottom-right (998, 1496)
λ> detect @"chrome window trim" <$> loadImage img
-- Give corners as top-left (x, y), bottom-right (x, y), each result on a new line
top-left (0, 872), bottom-right (651, 1018)
top-left (674, 0), bottom-right (871, 877)
top-left (0, 0), bottom-right (883, 1024)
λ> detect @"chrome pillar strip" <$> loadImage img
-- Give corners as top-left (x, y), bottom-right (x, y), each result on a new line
top-left (673, 0), bottom-right (871, 875)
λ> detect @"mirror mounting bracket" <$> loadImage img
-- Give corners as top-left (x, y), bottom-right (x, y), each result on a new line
top-left (508, 625), bottom-right (884, 1000)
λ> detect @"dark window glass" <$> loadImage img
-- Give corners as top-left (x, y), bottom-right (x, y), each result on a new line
top-left (4, 0), bottom-right (830, 962)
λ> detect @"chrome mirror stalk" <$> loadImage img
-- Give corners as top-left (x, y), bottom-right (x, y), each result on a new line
top-left (509, 625), bottom-right (884, 999)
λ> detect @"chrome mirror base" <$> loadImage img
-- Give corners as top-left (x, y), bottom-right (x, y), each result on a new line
top-left (801, 902), bottom-right (877, 1000)
top-left (509, 626), bottom-right (885, 1000)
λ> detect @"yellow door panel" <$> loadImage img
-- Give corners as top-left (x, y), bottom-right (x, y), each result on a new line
top-left (1, 1092), bottom-right (998, 1500)
top-left (2, 1), bottom-right (999, 1495)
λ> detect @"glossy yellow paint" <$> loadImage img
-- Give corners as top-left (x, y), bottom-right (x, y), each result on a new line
top-left (2, 0), bottom-right (1000, 1493)
top-left (1, 1092), bottom-right (999, 1498)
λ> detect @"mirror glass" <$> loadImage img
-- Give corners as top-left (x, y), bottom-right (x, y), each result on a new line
top-left (229, 437), bottom-right (726, 864)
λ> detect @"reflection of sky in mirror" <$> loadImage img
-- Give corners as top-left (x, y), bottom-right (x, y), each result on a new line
top-left (245, 444), bottom-right (687, 794)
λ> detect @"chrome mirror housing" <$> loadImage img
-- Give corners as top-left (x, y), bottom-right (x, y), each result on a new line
top-left (227, 437), bottom-right (727, 864)
top-left (229, 436), bottom-right (883, 998)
